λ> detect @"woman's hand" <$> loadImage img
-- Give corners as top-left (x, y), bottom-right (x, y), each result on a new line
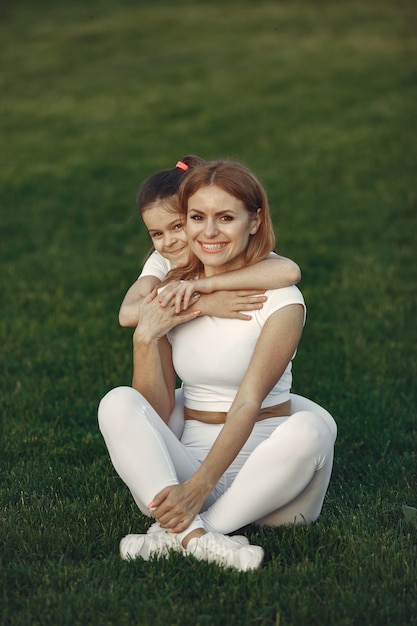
top-left (148, 480), bottom-right (209, 533)
top-left (134, 288), bottom-right (200, 344)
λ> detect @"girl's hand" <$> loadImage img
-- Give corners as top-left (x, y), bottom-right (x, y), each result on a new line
top-left (157, 280), bottom-right (201, 314)
top-left (199, 290), bottom-right (267, 320)
top-left (148, 481), bottom-right (208, 533)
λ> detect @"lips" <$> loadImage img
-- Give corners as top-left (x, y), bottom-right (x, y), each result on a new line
top-left (170, 246), bottom-right (186, 256)
top-left (199, 242), bottom-right (228, 251)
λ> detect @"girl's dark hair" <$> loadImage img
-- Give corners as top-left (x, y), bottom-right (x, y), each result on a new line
top-left (136, 155), bottom-right (205, 214)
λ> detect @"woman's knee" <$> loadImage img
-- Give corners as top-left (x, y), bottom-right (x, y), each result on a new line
top-left (283, 410), bottom-right (335, 458)
top-left (97, 386), bottom-right (142, 435)
top-left (290, 394), bottom-right (337, 442)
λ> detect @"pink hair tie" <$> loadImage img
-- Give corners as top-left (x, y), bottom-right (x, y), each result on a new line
top-left (175, 160), bottom-right (189, 171)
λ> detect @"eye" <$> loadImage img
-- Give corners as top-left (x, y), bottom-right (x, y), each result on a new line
top-left (220, 215), bottom-right (233, 222)
top-left (188, 213), bottom-right (202, 221)
top-left (150, 232), bottom-right (162, 239)
top-left (173, 223), bottom-right (183, 231)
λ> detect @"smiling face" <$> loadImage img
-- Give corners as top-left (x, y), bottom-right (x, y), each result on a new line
top-left (142, 200), bottom-right (190, 267)
top-left (184, 185), bottom-right (261, 277)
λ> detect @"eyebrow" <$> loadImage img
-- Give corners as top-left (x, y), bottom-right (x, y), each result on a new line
top-left (148, 218), bottom-right (183, 232)
top-left (188, 208), bottom-right (237, 216)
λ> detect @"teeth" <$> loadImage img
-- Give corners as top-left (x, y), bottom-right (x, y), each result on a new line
top-left (201, 243), bottom-right (226, 250)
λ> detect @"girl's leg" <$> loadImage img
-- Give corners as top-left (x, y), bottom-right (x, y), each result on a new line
top-left (200, 410), bottom-right (335, 534)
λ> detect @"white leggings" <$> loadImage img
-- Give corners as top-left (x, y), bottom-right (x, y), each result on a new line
top-left (98, 386), bottom-right (337, 535)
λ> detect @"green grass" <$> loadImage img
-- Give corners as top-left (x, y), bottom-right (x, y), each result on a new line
top-left (1, 1), bottom-right (417, 624)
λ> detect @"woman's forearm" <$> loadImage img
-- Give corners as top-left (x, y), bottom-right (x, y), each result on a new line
top-left (131, 298), bottom-right (177, 421)
top-left (132, 335), bottom-right (174, 421)
top-left (131, 288), bottom-right (199, 421)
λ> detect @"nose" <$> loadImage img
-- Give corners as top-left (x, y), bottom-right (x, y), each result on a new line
top-left (203, 217), bottom-right (219, 238)
top-left (165, 231), bottom-right (178, 247)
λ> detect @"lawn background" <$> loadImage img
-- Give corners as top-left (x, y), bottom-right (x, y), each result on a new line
top-left (1, 1), bottom-right (417, 624)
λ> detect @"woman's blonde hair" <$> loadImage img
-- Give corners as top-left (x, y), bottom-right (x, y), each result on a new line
top-left (164, 159), bottom-right (276, 282)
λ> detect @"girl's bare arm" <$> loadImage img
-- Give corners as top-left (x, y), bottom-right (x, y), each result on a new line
top-left (119, 275), bottom-right (160, 327)
top-left (159, 255), bottom-right (301, 313)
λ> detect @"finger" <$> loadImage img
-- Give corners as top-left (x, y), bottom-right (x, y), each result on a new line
top-left (181, 286), bottom-right (195, 311)
top-left (174, 285), bottom-right (188, 314)
top-left (155, 505), bottom-right (186, 528)
top-left (150, 504), bottom-right (173, 525)
top-left (158, 281), bottom-right (185, 308)
top-left (169, 516), bottom-right (195, 534)
top-left (149, 486), bottom-right (171, 508)
top-left (172, 309), bottom-right (201, 326)
top-left (153, 512), bottom-right (172, 527)
top-left (143, 288), bottom-right (159, 304)
top-left (175, 283), bottom-right (198, 312)
top-left (158, 294), bottom-right (171, 308)
top-left (158, 513), bottom-right (183, 529)
top-left (151, 486), bottom-right (185, 513)
top-left (238, 295), bottom-right (267, 304)
top-left (158, 287), bottom-right (177, 308)
top-left (237, 302), bottom-right (264, 311)
top-left (235, 313), bottom-right (253, 320)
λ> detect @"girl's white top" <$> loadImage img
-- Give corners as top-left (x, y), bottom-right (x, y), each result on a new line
top-left (139, 250), bottom-right (174, 281)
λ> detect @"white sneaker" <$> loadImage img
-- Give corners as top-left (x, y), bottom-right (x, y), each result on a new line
top-left (120, 524), bottom-right (184, 561)
top-left (147, 522), bottom-right (249, 546)
top-left (228, 535), bottom-right (250, 547)
top-left (186, 532), bottom-right (264, 571)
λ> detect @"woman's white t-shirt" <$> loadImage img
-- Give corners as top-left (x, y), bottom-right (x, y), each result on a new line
top-left (167, 285), bottom-right (306, 413)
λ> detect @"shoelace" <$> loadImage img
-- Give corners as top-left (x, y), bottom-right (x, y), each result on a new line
top-left (199, 535), bottom-right (242, 565)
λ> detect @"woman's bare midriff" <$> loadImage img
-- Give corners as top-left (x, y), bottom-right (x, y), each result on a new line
top-left (184, 399), bottom-right (291, 424)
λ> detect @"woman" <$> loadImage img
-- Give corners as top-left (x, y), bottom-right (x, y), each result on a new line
top-left (98, 159), bottom-right (337, 571)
